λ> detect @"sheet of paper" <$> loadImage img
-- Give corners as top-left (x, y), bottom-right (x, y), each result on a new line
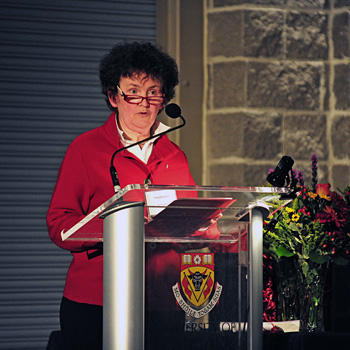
top-left (145, 189), bottom-right (177, 217)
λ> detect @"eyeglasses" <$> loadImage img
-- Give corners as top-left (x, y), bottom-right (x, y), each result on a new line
top-left (116, 85), bottom-right (164, 106)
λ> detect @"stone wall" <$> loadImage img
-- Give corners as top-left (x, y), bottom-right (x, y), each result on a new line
top-left (204, 0), bottom-right (350, 189)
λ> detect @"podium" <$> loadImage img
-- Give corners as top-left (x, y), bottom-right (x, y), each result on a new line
top-left (61, 184), bottom-right (289, 350)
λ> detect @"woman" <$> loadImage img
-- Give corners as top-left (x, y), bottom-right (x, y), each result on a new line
top-left (47, 42), bottom-right (195, 349)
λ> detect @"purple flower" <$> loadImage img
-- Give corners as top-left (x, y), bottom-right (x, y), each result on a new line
top-left (311, 154), bottom-right (318, 192)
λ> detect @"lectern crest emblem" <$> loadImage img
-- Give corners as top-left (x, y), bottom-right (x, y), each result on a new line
top-left (172, 253), bottom-right (222, 318)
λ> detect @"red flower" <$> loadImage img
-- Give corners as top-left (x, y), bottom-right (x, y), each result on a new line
top-left (324, 206), bottom-right (346, 227)
top-left (263, 278), bottom-right (276, 322)
top-left (317, 183), bottom-right (330, 197)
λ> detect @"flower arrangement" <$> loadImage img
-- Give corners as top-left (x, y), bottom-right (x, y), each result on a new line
top-left (263, 154), bottom-right (350, 331)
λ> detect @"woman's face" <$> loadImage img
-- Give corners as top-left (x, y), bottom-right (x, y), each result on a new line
top-left (108, 72), bottom-right (164, 141)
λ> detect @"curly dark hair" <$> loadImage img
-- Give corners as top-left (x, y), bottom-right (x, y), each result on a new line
top-left (99, 41), bottom-right (179, 111)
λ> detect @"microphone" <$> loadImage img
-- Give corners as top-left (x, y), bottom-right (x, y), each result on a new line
top-left (266, 155), bottom-right (294, 187)
top-left (165, 103), bottom-right (182, 119)
top-left (110, 103), bottom-right (185, 192)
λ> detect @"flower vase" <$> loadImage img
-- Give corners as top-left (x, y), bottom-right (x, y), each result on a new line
top-left (297, 259), bottom-right (328, 333)
top-left (274, 257), bottom-right (300, 321)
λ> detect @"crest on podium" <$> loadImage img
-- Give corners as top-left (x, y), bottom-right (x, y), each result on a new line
top-left (172, 253), bottom-right (222, 318)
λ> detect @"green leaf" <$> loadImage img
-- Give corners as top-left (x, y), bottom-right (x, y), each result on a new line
top-left (309, 251), bottom-right (330, 264)
top-left (312, 296), bottom-right (320, 307)
top-left (292, 198), bottom-right (299, 211)
top-left (301, 260), bottom-right (309, 277)
top-left (289, 222), bottom-right (299, 232)
top-left (276, 246), bottom-right (294, 258)
top-left (293, 236), bottom-right (302, 244)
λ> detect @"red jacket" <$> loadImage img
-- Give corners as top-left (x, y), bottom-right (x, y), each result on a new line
top-left (47, 113), bottom-right (195, 305)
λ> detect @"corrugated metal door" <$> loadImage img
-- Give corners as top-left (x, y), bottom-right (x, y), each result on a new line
top-left (0, 1), bottom-right (156, 349)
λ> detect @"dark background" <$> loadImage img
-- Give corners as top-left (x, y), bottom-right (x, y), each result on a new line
top-left (0, 1), bottom-right (157, 348)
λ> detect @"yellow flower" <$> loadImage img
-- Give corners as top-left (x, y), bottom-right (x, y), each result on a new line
top-left (285, 207), bottom-right (294, 213)
top-left (292, 213), bottom-right (300, 222)
top-left (308, 192), bottom-right (317, 200)
top-left (319, 194), bottom-right (331, 201)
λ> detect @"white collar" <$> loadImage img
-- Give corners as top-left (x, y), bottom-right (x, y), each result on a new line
top-left (115, 117), bottom-right (170, 148)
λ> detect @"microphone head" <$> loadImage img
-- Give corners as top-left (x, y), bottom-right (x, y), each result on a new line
top-left (165, 103), bottom-right (182, 119)
top-left (267, 155), bottom-right (294, 187)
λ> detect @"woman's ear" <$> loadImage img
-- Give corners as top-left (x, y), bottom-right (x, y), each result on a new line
top-left (108, 91), bottom-right (118, 108)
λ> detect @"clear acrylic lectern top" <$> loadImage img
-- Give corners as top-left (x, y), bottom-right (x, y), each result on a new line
top-left (61, 184), bottom-right (289, 243)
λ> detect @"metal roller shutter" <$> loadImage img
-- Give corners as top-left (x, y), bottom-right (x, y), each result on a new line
top-left (0, 1), bottom-right (156, 348)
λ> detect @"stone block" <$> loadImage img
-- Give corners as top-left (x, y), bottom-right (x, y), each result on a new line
top-left (212, 61), bottom-right (246, 108)
top-left (244, 10), bottom-right (284, 58)
top-left (332, 165), bottom-right (350, 189)
top-left (334, 0), bottom-right (350, 7)
top-left (286, 11), bottom-right (328, 59)
top-left (244, 164), bottom-right (275, 186)
top-left (334, 64), bottom-right (350, 110)
top-left (207, 64), bottom-right (213, 110)
top-left (324, 64), bottom-right (330, 111)
top-left (242, 112), bottom-right (282, 159)
top-left (247, 62), bottom-right (321, 110)
top-left (286, 0), bottom-right (329, 8)
top-left (284, 114), bottom-right (328, 160)
top-left (332, 116), bottom-right (350, 158)
top-left (207, 112), bottom-right (282, 159)
top-left (333, 12), bottom-right (350, 59)
top-left (209, 163), bottom-right (244, 186)
top-left (209, 163), bottom-right (272, 186)
top-left (207, 113), bottom-right (244, 159)
top-left (212, 0), bottom-right (285, 6)
top-left (208, 11), bottom-right (243, 57)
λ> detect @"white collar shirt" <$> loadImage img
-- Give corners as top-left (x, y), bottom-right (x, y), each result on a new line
top-left (116, 117), bottom-right (169, 164)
